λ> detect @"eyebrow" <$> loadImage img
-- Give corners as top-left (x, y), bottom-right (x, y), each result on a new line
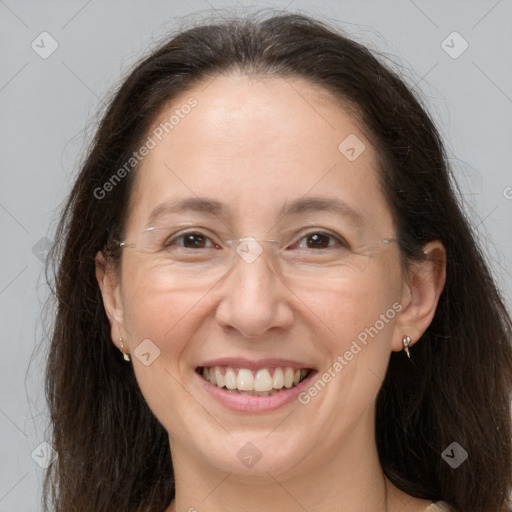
top-left (146, 196), bottom-right (365, 227)
top-left (146, 197), bottom-right (226, 226)
top-left (280, 197), bottom-right (365, 226)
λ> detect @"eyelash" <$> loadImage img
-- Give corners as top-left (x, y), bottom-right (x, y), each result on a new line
top-left (163, 230), bottom-right (349, 251)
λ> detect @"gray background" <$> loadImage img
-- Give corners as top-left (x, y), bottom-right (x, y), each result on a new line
top-left (1, 1), bottom-right (511, 510)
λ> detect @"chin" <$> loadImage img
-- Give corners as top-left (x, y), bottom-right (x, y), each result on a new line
top-left (188, 428), bottom-right (312, 477)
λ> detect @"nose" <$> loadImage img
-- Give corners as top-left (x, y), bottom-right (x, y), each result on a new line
top-left (214, 245), bottom-right (294, 338)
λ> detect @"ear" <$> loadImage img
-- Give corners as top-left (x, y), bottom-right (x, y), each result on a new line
top-left (392, 240), bottom-right (447, 352)
top-left (95, 251), bottom-right (126, 351)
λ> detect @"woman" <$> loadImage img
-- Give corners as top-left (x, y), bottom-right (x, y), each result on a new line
top-left (44, 11), bottom-right (512, 512)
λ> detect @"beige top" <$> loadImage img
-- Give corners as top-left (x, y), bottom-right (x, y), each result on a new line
top-left (423, 502), bottom-right (453, 512)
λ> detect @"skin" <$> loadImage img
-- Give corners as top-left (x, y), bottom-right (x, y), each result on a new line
top-left (97, 73), bottom-right (446, 512)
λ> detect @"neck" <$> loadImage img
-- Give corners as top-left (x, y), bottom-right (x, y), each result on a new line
top-left (165, 410), bottom-right (408, 512)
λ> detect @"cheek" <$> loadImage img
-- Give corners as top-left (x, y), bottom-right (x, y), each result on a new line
top-left (120, 257), bottom-right (206, 341)
top-left (299, 269), bottom-right (403, 427)
top-left (120, 273), bottom-right (205, 429)
top-left (298, 264), bottom-right (402, 351)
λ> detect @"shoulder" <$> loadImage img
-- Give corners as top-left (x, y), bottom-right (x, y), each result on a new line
top-left (423, 502), bottom-right (455, 512)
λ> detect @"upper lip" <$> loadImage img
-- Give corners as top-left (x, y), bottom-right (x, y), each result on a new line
top-left (197, 357), bottom-right (316, 371)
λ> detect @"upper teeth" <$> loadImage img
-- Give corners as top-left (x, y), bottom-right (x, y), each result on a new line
top-left (201, 366), bottom-right (309, 392)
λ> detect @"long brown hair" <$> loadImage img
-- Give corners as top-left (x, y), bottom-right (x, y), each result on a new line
top-left (43, 11), bottom-right (512, 512)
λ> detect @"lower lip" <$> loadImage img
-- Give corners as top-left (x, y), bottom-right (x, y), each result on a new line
top-left (196, 369), bottom-right (317, 413)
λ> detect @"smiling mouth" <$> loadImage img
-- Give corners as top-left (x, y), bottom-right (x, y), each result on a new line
top-left (196, 365), bottom-right (313, 396)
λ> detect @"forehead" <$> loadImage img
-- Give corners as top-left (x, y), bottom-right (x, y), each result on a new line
top-left (126, 73), bottom-right (393, 233)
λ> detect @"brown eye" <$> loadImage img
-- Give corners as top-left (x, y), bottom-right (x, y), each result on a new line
top-left (293, 231), bottom-right (348, 250)
top-left (164, 231), bottom-right (216, 250)
top-left (182, 233), bottom-right (208, 248)
top-left (305, 233), bottom-right (331, 249)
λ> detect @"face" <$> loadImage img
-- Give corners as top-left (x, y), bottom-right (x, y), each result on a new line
top-left (100, 73), bottom-right (419, 479)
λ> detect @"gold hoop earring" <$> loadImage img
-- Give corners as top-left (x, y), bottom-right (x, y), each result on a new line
top-left (402, 336), bottom-right (411, 359)
top-left (119, 338), bottom-right (131, 362)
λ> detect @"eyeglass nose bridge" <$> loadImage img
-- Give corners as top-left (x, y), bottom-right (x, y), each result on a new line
top-left (225, 236), bottom-right (280, 265)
